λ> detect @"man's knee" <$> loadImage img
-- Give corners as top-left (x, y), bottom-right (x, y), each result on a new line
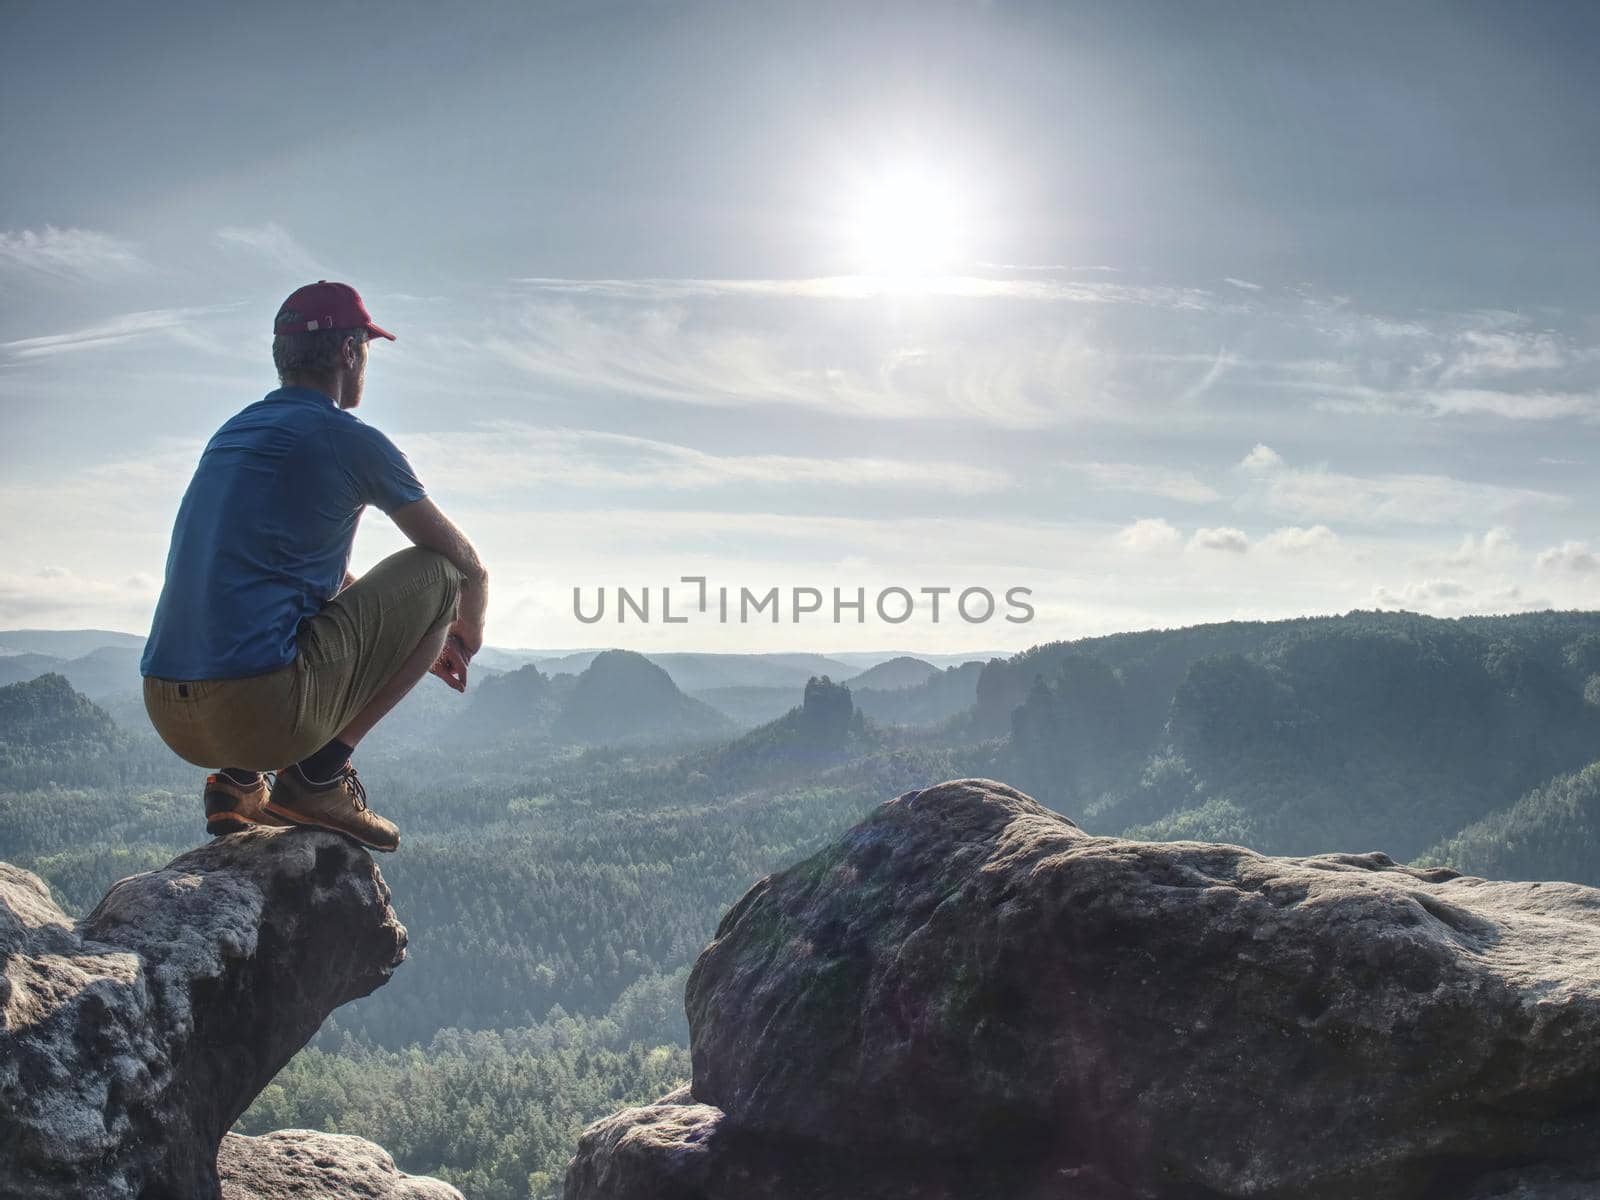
top-left (395, 546), bottom-right (462, 628)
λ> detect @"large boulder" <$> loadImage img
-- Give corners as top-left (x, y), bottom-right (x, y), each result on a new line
top-left (0, 827), bottom-right (446, 1199)
top-left (220, 1130), bottom-right (463, 1199)
top-left (568, 777), bottom-right (1600, 1200)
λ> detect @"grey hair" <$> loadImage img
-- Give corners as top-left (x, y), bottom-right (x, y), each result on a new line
top-left (272, 323), bottom-right (366, 382)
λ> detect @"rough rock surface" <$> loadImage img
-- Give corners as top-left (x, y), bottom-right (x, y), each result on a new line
top-left (0, 828), bottom-right (416, 1199)
top-left (220, 1130), bottom-right (464, 1199)
top-left (568, 777), bottom-right (1600, 1200)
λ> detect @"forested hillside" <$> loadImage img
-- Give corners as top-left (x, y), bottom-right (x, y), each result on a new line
top-left (1000, 610), bottom-right (1600, 858)
top-left (5, 611), bottom-right (1600, 1196)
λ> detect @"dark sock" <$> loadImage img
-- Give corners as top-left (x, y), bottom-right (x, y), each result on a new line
top-left (219, 767), bottom-right (262, 786)
top-left (295, 739), bottom-right (354, 785)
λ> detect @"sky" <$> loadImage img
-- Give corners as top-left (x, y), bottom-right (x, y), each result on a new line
top-left (3, 0), bottom-right (1600, 653)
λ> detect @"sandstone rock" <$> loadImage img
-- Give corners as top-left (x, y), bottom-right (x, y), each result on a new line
top-left (1, 828), bottom-right (407, 1199)
top-left (571, 777), bottom-right (1600, 1200)
top-left (563, 1090), bottom-right (1135, 1200)
top-left (220, 1130), bottom-right (464, 1199)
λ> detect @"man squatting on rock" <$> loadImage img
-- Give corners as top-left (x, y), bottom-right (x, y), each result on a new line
top-left (139, 281), bottom-right (489, 851)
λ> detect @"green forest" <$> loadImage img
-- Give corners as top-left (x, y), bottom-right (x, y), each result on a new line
top-left (6, 611), bottom-right (1600, 1197)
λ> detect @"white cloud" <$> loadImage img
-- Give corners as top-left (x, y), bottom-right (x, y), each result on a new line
top-left (1421, 388), bottom-right (1600, 420)
top-left (216, 222), bottom-right (324, 276)
top-left (403, 424), bottom-right (1013, 496)
top-left (1176, 348), bottom-right (1233, 405)
top-left (1436, 527), bottom-right (1517, 567)
top-left (0, 565), bottom-right (159, 629)
top-left (1075, 462), bottom-right (1219, 503)
top-left (1537, 541), bottom-right (1600, 574)
top-left (1117, 518), bottom-right (1183, 552)
top-left (510, 274), bottom-right (1221, 310)
top-left (478, 299), bottom-right (1124, 428)
top-left (1440, 329), bottom-right (1573, 380)
top-left (1189, 526), bottom-right (1250, 553)
top-left (1, 306), bottom-right (234, 360)
top-left (1239, 443), bottom-right (1284, 470)
top-left (1249, 466), bottom-right (1562, 527)
top-left (0, 226), bottom-right (145, 281)
top-left (1223, 277), bottom-right (1263, 291)
top-left (974, 262), bottom-right (1122, 273)
top-left (1372, 578), bottom-right (1548, 616)
top-left (1259, 525), bottom-right (1338, 554)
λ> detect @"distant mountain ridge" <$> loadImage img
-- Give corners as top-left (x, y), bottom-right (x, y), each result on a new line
top-left (0, 630), bottom-right (1009, 711)
top-left (0, 629), bottom-right (145, 657)
top-left (992, 609), bottom-right (1600, 861)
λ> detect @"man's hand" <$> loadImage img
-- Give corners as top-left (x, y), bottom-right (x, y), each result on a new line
top-left (430, 631), bottom-right (472, 693)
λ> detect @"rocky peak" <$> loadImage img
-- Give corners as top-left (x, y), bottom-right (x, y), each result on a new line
top-left (568, 776), bottom-right (1600, 1200)
top-left (0, 827), bottom-right (460, 1200)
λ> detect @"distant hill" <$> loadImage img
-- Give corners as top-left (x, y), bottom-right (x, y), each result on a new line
top-left (460, 663), bottom-right (563, 741)
top-left (0, 646), bottom-right (145, 701)
top-left (852, 660), bottom-right (986, 728)
top-left (0, 652), bottom-right (66, 690)
top-left (0, 629), bottom-right (145, 658)
top-left (552, 650), bottom-right (734, 746)
top-left (627, 652), bottom-right (859, 693)
top-left (689, 675), bottom-right (875, 791)
top-left (688, 685), bottom-right (805, 728)
top-left (840, 655), bottom-right (938, 691)
top-left (57, 646), bottom-right (144, 699)
top-left (692, 659), bottom-right (987, 731)
top-left (824, 649), bottom-right (1015, 671)
top-left (0, 673), bottom-right (127, 787)
top-left (993, 610), bottom-right (1600, 859)
top-left (1422, 760), bottom-right (1600, 887)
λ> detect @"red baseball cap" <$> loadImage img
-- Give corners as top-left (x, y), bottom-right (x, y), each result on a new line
top-left (273, 280), bottom-right (396, 341)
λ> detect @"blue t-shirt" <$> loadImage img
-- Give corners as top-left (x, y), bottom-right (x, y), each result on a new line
top-left (141, 386), bottom-right (427, 680)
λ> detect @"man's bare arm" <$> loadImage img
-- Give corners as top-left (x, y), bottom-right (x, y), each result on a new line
top-left (390, 497), bottom-right (490, 655)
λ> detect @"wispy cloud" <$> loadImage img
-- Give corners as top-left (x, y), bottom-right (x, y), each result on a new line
top-left (1420, 388), bottom-right (1600, 420)
top-left (1, 306), bottom-right (236, 360)
top-left (509, 274), bottom-right (1220, 310)
top-left (216, 222), bottom-right (324, 276)
top-left (1439, 329), bottom-right (1576, 380)
top-left (0, 226), bottom-right (145, 281)
top-left (1176, 347), bottom-right (1233, 404)
top-left (1223, 277), bottom-right (1262, 291)
top-left (1259, 525), bottom-right (1337, 554)
top-left (1235, 446), bottom-right (1564, 527)
top-left (1074, 461), bottom-right (1219, 503)
top-left (477, 299), bottom-right (1118, 428)
top-left (404, 423), bottom-right (1013, 496)
top-left (974, 262), bottom-right (1122, 273)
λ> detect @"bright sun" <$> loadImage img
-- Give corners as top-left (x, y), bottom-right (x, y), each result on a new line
top-left (844, 166), bottom-right (969, 279)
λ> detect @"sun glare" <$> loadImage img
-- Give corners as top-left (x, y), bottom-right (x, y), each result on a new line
top-left (844, 166), bottom-right (969, 280)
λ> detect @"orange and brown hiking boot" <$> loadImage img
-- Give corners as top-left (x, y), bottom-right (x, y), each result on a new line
top-left (261, 762), bottom-right (400, 853)
top-left (204, 771), bottom-right (292, 836)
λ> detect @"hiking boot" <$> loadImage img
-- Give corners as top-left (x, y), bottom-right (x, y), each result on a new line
top-left (262, 762), bottom-right (400, 852)
top-left (204, 771), bottom-right (292, 836)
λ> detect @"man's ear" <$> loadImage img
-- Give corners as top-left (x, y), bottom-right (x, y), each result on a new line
top-left (343, 335), bottom-right (359, 369)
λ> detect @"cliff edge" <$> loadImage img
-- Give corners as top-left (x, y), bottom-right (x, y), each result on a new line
top-left (0, 827), bottom-right (461, 1200)
top-left (567, 777), bottom-right (1600, 1200)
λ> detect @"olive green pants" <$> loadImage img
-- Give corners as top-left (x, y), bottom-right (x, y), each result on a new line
top-left (143, 547), bottom-right (462, 771)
